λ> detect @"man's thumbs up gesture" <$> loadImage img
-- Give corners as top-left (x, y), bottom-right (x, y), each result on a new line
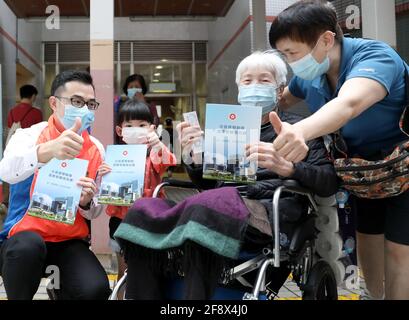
top-left (69, 117), bottom-right (82, 135)
top-left (37, 117), bottom-right (84, 164)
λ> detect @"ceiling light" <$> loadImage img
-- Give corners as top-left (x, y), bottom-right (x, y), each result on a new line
top-left (156, 66), bottom-right (163, 70)
top-left (154, 73), bottom-right (161, 76)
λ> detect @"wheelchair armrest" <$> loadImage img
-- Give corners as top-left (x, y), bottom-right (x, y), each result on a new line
top-left (281, 180), bottom-right (311, 194)
top-left (270, 180), bottom-right (318, 269)
top-left (153, 178), bottom-right (200, 198)
top-left (162, 178), bottom-right (199, 189)
top-left (278, 180), bottom-right (318, 212)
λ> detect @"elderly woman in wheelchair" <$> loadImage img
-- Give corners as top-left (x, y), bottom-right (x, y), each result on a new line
top-left (112, 51), bottom-right (339, 300)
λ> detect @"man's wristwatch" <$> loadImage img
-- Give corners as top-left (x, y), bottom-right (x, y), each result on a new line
top-left (79, 199), bottom-right (94, 211)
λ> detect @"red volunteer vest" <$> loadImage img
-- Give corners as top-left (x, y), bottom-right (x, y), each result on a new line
top-left (9, 115), bottom-right (103, 242)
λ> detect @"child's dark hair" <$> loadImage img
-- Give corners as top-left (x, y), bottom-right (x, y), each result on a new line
top-left (116, 100), bottom-right (154, 126)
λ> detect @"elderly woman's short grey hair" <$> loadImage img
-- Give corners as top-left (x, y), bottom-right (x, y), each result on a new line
top-left (235, 50), bottom-right (288, 87)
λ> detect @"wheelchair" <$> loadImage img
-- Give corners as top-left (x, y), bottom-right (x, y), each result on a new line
top-left (109, 178), bottom-right (338, 300)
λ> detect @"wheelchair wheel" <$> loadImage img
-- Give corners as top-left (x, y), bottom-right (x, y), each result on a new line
top-left (302, 260), bottom-right (338, 300)
top-left (46, 287), bottom-right (59, 300)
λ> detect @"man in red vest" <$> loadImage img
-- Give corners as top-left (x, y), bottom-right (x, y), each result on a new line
top-left (0, 70), bottom-right (110, 300)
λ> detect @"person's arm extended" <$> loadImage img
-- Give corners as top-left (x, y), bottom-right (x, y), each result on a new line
top-left (296, 78), bottom-right (387, 141)
top-left (0, 119), bottom-right (84, 184)
top-left (272, 77), bottom-right (388, 163)
top-left (36, 140), bottom-right (56, 164)
top-left (0, 124), bottom-right (46, 184)
top-left (278, 87), bottom-right (302, 111)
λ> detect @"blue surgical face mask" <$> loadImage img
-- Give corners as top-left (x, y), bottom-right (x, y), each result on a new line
top-left (238, 84), bottom-right (278, 116)
top-left (60, 105), bottom-right (95, 134)
top-left (127, 88), bottom-right (143, 99)
top-left (289, 38), bottom-right (330, 81)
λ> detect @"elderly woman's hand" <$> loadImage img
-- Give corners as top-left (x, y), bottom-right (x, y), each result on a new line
top-left (176, 121), bottom-right (204, 165)
top-left (246, 142), bottom-right (295, 178)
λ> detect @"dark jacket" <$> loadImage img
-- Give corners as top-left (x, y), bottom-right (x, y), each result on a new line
top-left (185, 110), bottom-right (339, 198)
top-left (183, 110), bottom-right (339, 248)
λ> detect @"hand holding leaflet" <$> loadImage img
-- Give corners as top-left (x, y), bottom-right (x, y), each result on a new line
top-left (27, 158), bottom-right (89, 225)
top-left (203, 104), bottom-right (261, 183)
top-left (97, 145), bottom-right (147, 206)
top-left (183, 111), bottom-right (203, 154)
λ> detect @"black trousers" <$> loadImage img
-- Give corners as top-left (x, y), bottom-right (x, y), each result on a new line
top-left (0, 231), bottom-right (111, 300)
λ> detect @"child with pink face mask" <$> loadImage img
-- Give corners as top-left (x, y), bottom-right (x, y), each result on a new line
top-left (98, 100), bottom-right (176, 293)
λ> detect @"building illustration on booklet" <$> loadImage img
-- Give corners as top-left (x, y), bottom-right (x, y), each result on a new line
top-left (98, 145), bottom-right (147, 206)
top-left (203, 104), bottom-right (261, 183)
top-left (27, 158), bottom-right (89, 225)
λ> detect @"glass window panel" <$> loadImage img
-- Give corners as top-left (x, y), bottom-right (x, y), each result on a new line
top-left (134, 63), bottom-right (193, 94)
top-left (43, 64), bottom-right (57, 119)
top-left (59, 64), bottom-right (89, 73)
top-left (196, 63), bottom-right (207, 96)
top-left (119, 63), bottom-right (131, 95)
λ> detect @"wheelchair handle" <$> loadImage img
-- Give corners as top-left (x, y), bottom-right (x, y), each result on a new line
top-left (153, 179), bottom-right (319, 270)
top-left (109, 270), bottom-right (127, 300)
top-left (272, 181), bottom-right (318, 268)
top-left (162, 178), bottom-right (199, 189)
top-left (152, 182), bottom-right (170, 198)
top-left (279, 180), bottom-right (318, 212)
top-left (153, 179), bottom-right (201, 198)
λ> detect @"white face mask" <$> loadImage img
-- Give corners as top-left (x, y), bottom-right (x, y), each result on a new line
top-left (122, 127), bottom-right (149, 145)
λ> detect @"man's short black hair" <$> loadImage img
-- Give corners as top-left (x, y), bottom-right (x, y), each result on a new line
top-left (269, 1), bottom-right (343, 48)
top-left (122, 74), bottom-right (148, 96)
top-left (51, 70), bottom-right (95, 96)
top-left (20, 85), bottom-right (38, 99)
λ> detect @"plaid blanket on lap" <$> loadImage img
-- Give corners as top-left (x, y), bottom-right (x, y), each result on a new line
top-left (114, 187), bottom-right (250, 259)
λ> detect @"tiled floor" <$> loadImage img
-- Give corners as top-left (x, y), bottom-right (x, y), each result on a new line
top-left (0, 274), bottom-right (360, 300)
top-left (0, 275), bottom-right (119, 300)
top-left (275, 278), bottom-right (359, 300)
top-left (270, 271), bottom-right (361, 300)
top-left (0, 253), bottom-right (361, 300)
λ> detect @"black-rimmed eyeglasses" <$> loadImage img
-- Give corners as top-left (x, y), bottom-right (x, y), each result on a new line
top-left (55, 95), bottom-right (100, 110)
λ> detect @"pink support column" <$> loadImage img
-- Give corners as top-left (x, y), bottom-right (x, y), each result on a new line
top-left (90, 0), bottom-right (114, 254)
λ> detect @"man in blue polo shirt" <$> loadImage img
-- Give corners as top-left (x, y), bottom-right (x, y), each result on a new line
top-left (268, 1), bottom-right (409, 300)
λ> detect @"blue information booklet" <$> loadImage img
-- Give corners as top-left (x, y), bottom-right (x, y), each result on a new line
top-left (28, 158), bottom-right (89, 225)
top-left (203, 104), bottom-right (262, 183)
top-left (98, 145), bottom-right (147, 206)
